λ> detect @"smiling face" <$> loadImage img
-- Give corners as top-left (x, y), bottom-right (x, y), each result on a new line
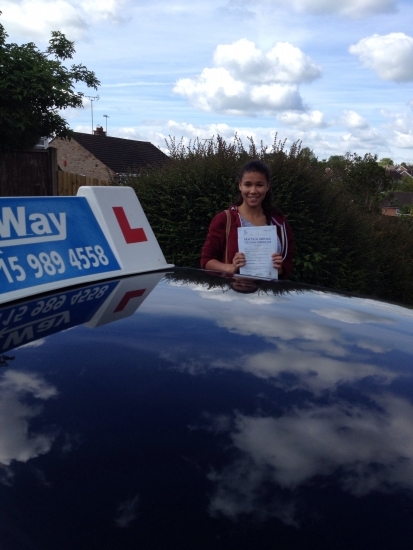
top-left (238, 171), bottom-right (270, 208)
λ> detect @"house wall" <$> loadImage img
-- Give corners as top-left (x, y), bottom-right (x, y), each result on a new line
top-left (381, 207), bottom-right (399, 217)
top-left (50, 138), bottom-right (114, 181)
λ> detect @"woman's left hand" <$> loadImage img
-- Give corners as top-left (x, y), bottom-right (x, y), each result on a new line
top-left (271, 253), bottom-right (283, 274)
top-left (232, 252), bottom-right (246, 273)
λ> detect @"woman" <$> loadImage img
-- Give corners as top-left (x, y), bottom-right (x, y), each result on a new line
top-left (200, 160), bottom-right (294, 279)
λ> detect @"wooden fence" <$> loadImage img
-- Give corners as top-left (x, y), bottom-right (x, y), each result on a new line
top-left (1, 148), bottom-right (57, 196)
top-left (58, 171), bottom-right (109, 196)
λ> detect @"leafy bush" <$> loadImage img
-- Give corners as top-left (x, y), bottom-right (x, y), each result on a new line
top-left (395, 175), bottom-right (413, 192)
top-left (122, 135), bottom-right (413, 305)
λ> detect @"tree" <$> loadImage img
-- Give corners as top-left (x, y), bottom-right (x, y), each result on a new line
top-left (345, 153), bottom-right (391, 211)
top-left (378, 157), bottom-right (394, 166)
top-left (327, 155), bottom-right (346, 163)
top-left (0, 13), bottom-right (100, 152)
top-left (324, 152), bottom-right (390, 212)
top-left (398, 174), bottom-right (413, 192)
top-left (299, 147), bottom-right (318, 164)
top-left (400, 203), bottom-right (413, 216)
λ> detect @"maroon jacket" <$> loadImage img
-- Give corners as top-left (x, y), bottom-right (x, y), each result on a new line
top-left (201, 205), bottom-right (294, 279)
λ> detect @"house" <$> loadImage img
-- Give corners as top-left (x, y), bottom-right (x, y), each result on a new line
top-left (381, 191), bottom-right (413, 216)
top-left (386, 165), bottom-right (413, 182)
top-left (50, 129), bottom-right (168, 181)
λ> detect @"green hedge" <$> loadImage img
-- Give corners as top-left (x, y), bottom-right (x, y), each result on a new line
top-left (122, 136), bottom-right (413, 306)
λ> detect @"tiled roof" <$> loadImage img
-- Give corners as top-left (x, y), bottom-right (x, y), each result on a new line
top-left (381, 192), bottom-right (413, 207)
top-left (72, 132), bottom-right (168, 173)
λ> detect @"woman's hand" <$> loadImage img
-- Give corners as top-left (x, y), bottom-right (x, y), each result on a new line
top-left (232, 252), bottom-right (246, 273)
top-left (271, 253), bottom-right (283, 275)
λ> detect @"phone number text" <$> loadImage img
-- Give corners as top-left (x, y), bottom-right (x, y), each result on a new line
top-left (0, 245), bottom-right (110, 284)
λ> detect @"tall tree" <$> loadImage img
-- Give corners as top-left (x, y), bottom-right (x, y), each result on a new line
top-left (344, 153), bottom-right (391, 211)
top-left (324, 153), bottom-right (391, 212)
top-left (378, 157), bottom-right (394, 166)
top-left (0, 13), bottom-right (100, 152)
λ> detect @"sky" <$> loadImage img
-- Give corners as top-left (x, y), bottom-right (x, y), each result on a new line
top-left (2, 0), bottom-right (413, 162)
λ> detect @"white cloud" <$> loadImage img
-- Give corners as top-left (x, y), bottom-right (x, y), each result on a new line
top-left (138, 120), bottom-right (276, 155)
top-left (174, 39), bottom-right (320, 115)
top-left (297, 340), bottom-right (348, 357)
top-left (179, 282), bottom-right (281, 306)
top-left (218, 314), bottom-right (339, 341)
top-left (212, 344), bottom-right (395, 392)
top-left (381, 109), bottom-right (413, 133)
top-left (171, 311), bottom-right (395, 392)
top-left (111, 120), bottom-right (332, 159)
top-left (393, 131), bottom-right (413, 148)
top-left (341, 127), bottom-right (388, 149)
top-left (341, 110), bottom-right (369, 130)
top-left (380, 109), bottom-right (413, 149)
top-left (1, 0), bottom-right (127, 41)
top-left (79, 0), bottom-right (126, 24)
top-left (0, 371), bottom-right (58, 466)
top-left (214, 39), bottom-right (321, 84)
top-left (114, 494), bottom-right (140, 528)
top-left (163, 120), bottom-right (236, 140)
top-left (174, 69), bottom-right (303, 115)
top-left (349, 33), bottom-right (413, 82)
top-left (335, 113), bottom-right (389, 150)
top-left (311, 308), bottom-right (395, 324)
top-left (233, 395), bottom-right (413, 491)
top-left (208, 394), bottom-right (413, 523)
top-left (357, 340), bottom-right (389, 353)
top-left (127, 121), bottom-right (281, 154)
top-left (114, 127), bottom-right (145, 140)
top-left (0, 464), bottom-right (14, 486)
top-left (276, 110), bottom-right (327, 129)
top-left (142, 281), bottom-right (412, 394)
top-left (1, 371), bottom-right (58, 399)
top-left (250, 83), bottom-right (303, 110)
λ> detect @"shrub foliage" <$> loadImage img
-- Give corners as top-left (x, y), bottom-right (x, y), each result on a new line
top-left (123, 135), bottom-right (413, 306)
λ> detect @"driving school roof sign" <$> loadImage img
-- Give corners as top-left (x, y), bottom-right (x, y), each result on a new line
top-left (0, 186), bottom-right (173, 304)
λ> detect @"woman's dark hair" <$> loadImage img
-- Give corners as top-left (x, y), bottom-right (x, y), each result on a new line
top-left (234, 160), bottom-right (275, 221)
top-left (230, 278), bottom-right (259, 294)
top-left (238, 160), bottom-right (271, 183)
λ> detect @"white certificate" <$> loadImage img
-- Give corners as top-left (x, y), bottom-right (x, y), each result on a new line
top-left (237, 226), bottom-right (279, 279)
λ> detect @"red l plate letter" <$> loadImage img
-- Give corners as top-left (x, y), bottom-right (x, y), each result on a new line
top-left (113, 207), bottom-right (148, 244)
top-left (114, 289), bottom-right (146, 312)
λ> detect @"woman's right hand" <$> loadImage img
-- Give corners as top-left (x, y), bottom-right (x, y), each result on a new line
top-left (232, 252), bottom-right (246, 273)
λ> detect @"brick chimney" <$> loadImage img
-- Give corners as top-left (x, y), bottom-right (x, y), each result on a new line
top-left (93, 125), bottom-right (106, 136)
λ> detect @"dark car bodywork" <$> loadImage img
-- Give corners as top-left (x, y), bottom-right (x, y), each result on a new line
top-left (1, 268), bottom-right (413, 549)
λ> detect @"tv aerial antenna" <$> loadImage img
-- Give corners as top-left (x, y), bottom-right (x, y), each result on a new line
top-left (85, 95), bottom-right (99, 134)
top-left (103, 114), bottom-right (109, 135)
